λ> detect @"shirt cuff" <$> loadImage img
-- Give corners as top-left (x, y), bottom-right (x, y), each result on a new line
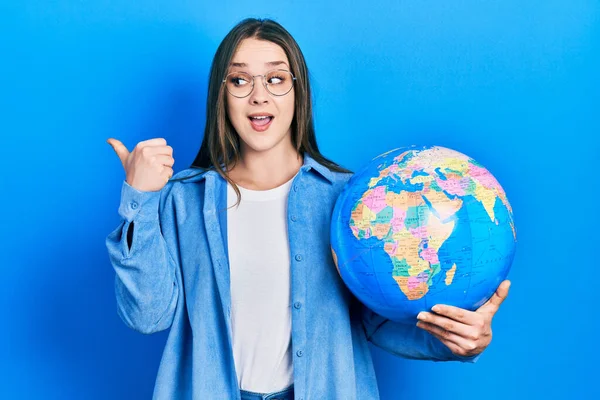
top-left (117, 180), bottom-right (161, 222)
top-left (452, 352), bottom-right (481, 363)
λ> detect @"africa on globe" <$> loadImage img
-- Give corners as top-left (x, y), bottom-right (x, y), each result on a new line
top-left (330, 146), bottom-right (517, 322)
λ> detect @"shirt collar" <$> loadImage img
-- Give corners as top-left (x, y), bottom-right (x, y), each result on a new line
top-left (301, 152), bottom-right (335, 184)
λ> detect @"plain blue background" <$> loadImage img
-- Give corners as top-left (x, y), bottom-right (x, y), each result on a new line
top-left (2, 1), bottom-right (598, 399)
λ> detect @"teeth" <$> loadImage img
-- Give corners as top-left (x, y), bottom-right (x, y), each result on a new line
top-left (251, 116), bottom-right (270, 119)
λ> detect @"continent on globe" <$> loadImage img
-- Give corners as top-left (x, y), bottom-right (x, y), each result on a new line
top-left (331, 146), bottom-right (517, 322)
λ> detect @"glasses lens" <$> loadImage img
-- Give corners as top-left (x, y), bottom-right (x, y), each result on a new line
top-left (225, 72), bottom-right (253, 97)
top-left (265, 70), bottom-right (294, 96)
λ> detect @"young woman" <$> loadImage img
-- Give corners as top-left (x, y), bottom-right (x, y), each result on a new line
top-left (106, 18), bottom-right (510, 400)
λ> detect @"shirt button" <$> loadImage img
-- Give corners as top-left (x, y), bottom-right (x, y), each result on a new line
top-left (296, 350), bottom-right (303, 357)
top-left (290, 215), bottom-right (297, 222)
top-left (293, 185), bottom-right (298, 192)
top-left (294, 302), bottom-right (302, 309)
top-left (295, 254), bottom-right (303, 262)
top-left (130, 201), bottom-right (138, 209)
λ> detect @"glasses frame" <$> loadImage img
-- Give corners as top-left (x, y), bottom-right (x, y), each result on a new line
top-left (222, 68), bottom-right (297, 98)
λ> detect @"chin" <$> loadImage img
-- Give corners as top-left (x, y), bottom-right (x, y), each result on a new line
top-left (242, 136), bottom-right (287, 154)
top-left (238, 127), bottom-right (293, 154)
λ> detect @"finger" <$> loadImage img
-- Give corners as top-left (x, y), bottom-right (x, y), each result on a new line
top-left (479, 280), bottom-right (511, 315)
top-left (156, 145), bottom-right (173, 156)
top-left (138, 138), bottom-right (167, 147)
top-left (161, 166), bottom-right (174, 180)
top-left (155, 155), bottom-right (175, 167)
top-left (417, 321), bottom-right (478, 351)
top-left (107, 138), bottom-right (130, 168)
top-left (431, 304), bottom-right (479, 326)
top-left (417, 312), bottom-right (474, 339)
top-left (417, 321), bottom-right (460, 347)
top-left (421, 324), bottom-right (476, 357)
top-left (140, 145), bottom-right (173, 157)
top-left (433, 335), bottom-right (465, 356)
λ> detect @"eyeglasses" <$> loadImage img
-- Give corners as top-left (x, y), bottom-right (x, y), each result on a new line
top-left (222, 69), bottom-right (296, 98)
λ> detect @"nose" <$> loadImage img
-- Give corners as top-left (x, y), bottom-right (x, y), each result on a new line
top-left (248, 78), bottom-right (270, 105)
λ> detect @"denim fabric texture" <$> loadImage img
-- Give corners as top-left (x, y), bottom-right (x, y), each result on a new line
top-left (106, 153), bottom-right (479, 400)
top-left (240, 384), bottom-right (294, 400)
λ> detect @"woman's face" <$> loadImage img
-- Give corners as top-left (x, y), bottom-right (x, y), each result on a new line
top-left (226, 38), bottom-right (295, 156)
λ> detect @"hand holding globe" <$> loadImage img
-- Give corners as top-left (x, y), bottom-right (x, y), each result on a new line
top-left (331, 145), bottom-right (516, 357)
top-left (415, 279), bottom-right (510, 357)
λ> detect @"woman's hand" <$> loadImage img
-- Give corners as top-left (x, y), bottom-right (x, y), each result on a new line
top-left (416, 280), bottom-right (511, 357)
top-left (108, 137), bottom-right (175, 192)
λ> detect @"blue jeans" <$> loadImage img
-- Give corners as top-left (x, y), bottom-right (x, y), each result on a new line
top-left (240, 384), bottom-right (294, 400)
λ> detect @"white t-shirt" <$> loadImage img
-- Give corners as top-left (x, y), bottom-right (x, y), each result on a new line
top-left (226, 174), bottom-right (296, 393)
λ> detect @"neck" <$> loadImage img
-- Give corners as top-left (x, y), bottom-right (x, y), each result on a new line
top-left (229, 145), bottom-right (303, 191)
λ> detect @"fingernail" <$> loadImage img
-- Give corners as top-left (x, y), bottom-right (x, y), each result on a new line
top-left (417, 312), bottom-right (426, 321)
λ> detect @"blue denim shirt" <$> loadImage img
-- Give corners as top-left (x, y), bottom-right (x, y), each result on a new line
top-left (106, 153), bottom-right (478, 400)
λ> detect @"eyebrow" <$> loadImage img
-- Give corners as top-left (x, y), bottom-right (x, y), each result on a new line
top-left (229, 61), bottom-right (289, 68)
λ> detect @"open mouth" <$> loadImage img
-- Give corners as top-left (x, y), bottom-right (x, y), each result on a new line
top-left (248, 115), bottom-right (274, 131)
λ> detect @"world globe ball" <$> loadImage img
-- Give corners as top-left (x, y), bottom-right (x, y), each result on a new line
top-left (330, 146), bottom-right (517, 323)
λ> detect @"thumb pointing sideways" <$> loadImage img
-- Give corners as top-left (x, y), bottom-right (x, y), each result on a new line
top-left (107, 138), bottom-right (130, 168)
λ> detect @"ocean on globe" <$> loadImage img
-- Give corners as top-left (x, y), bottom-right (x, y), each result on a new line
top-left (330, 145), bottom-right (517, 323)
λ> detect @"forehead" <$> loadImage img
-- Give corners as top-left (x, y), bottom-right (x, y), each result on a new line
top-left (230, 38), bottom-right (289, 70)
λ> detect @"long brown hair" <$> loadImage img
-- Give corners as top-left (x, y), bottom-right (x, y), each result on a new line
top-left (176, 18), bottom-right (351, 205)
